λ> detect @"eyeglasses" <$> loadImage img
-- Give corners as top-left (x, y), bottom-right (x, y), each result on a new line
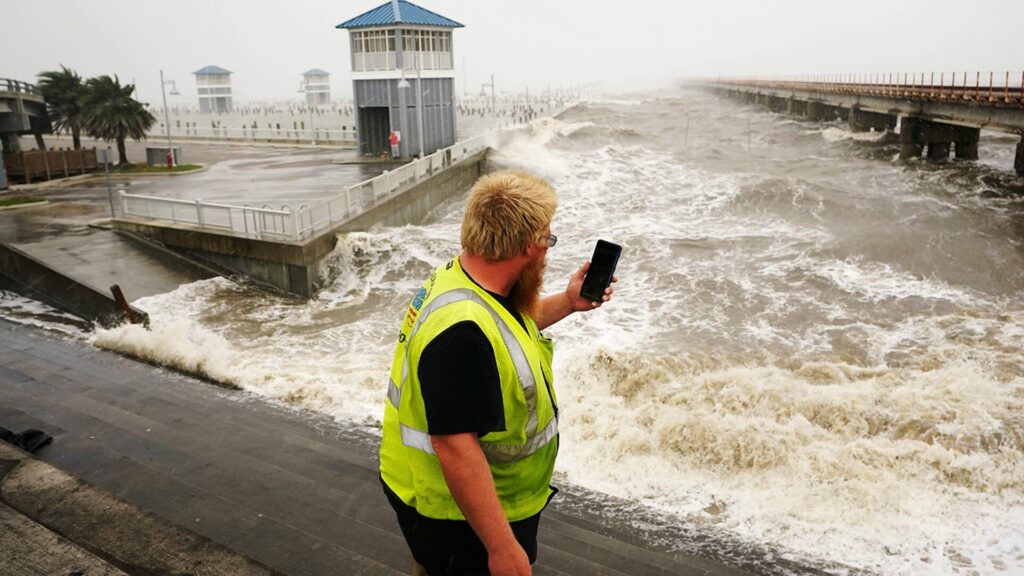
top-left (538, 233), bottom-right (558, 248)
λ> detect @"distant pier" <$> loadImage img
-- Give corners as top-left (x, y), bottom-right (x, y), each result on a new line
top-left (698, 73), bottom-right (1024, 176)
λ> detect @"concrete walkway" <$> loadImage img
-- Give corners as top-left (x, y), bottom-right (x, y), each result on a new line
top-left (0, 320), bottom-right (754, 576)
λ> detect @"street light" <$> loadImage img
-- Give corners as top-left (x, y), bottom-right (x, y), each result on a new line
top-left (397, 59), bottom-right (425, 157)
top-left (480, 74), bottom-right (495, 114)
top-left (160, 70), bottom-right (179, 167)
top-left (297, 81), bottom-right (317, 145)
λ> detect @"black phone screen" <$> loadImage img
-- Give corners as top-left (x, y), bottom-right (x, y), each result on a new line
top-left (580, 240), bottom-right (621, 301)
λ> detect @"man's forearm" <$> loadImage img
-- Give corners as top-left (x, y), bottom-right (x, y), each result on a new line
top-left (536, 293), bottom-right (573, 331)
top-left (431, 433), bottom-right (519, 553)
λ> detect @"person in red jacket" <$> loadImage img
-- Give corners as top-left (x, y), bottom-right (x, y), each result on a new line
top-left (389, 130), bottom-right (400, 159)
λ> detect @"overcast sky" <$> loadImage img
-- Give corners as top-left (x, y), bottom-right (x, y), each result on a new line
top-left (5, 0), bottom-right (1022, 105)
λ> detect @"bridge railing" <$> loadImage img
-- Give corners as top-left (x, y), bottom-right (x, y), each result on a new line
top-left (708, 71), bottom-right (1024, 107)
top-left (0, 78), bottom-right (41, 96)
top-left (119, 132), bottom-right (491, 242)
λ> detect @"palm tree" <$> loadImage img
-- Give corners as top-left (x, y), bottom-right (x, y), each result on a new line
top-left (37, 66), bottom-right (87, 149)
top-left (81, 75), bottom-right (156, 165)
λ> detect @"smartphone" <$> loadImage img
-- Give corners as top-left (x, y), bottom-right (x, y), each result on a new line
top-left (580, 240), bottom-right (621, 302)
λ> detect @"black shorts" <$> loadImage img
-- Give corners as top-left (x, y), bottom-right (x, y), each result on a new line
top-left (381, 477), bottom-right (550, 575)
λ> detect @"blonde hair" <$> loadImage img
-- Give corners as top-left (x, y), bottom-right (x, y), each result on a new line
top-left (461, 171), bottom-right (557, 261)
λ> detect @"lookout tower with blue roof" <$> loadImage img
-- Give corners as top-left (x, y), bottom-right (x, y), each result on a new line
top-left (301, 69), bottom-right (331, 106)
top-left (337, 0), bottom-right (463, 158)
top-left (192, 65), bottom-right (233, 113)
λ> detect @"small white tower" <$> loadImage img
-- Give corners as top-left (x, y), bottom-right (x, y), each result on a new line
top-left (192, 66), bottom-right (233, 113)
top-left (301, 69), bottom-right (331, 106)
top-left (337, 0), bottom-right (463, 157)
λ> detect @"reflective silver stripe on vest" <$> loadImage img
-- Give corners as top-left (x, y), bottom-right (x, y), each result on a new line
top-left (387, 378), bottom-right (401, 409)
top-left (399, 418), bottom-right (558, 463)
top-left (480, 415), bottom-right (558, 464)
top-left (401, 423), bottom-right (436, 454)
top-left (390, 287), bottom-right (550, 462)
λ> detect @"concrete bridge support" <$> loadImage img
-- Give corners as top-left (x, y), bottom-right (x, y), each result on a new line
top-left (899, 117), bottom-right (981, 160)
top-left (1, 132), bottom-right (20, 153)
top-left (849, 107), bottom-right (897, 132)
top-left (787, 98), bottom-right (807, 116)
top-left (806, 102), bottom-right (844, 122)
top-left (1015, 135), bottom-right (1024, 176)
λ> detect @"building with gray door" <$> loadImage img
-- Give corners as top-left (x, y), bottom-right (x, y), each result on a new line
top-left (301, 69), bottom-right (332, 106)
top-left (193, 66), bottom-right (233, 113)
top-left (336, 0), bottom-right (462, 158)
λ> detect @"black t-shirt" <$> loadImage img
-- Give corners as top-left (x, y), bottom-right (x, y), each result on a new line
top-left (418, 275), bottom-right (526, 436)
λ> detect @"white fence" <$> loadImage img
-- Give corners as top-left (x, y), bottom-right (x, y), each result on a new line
top-left (156, 126), bottom-right (358, 144)
top-left (119, 133), bottom-right (491, 242)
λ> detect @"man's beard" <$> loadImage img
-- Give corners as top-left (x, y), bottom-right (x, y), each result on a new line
top-left (510, 254), bottom-right (546, 320)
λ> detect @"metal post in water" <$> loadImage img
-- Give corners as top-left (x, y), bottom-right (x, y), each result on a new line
top-left (110, 284), bottom-right (138, 324)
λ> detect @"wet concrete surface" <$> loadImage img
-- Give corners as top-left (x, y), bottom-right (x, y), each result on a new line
top-left (15, 137), bottom-right (389, 207)
top-left (12, 231), bottom-right (216, 301)
top-left (0, 143), bottom-right (391, 306)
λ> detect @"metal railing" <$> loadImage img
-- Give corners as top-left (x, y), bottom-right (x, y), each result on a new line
top-left (708, 71), bottom-right (1024, 107)
top-left (353, 51), bottom-right (398, 72)
top-left (120, 132), bottom-right (491, 242)
top-left (1, 78), bottom-right (41, 96)
top-left (152, 125), bottom-right (358, 143)
top-left (351, 51), bottom-right (452, 72)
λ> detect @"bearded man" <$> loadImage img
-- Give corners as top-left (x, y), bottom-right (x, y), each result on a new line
top-left (379, 171), bottom-right (616, 575)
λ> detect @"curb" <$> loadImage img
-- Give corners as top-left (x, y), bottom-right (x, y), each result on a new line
top-left (0, 200), bottom-right (49, 212)
top-left (103, 163), bottom-right (209, 179)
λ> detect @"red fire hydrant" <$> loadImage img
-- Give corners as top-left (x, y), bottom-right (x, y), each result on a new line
top-left (166, 151), bottom-right (174, 169)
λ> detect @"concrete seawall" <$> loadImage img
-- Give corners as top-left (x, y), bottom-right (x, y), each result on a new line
top-left (113, 150), bottom-right (488, 298)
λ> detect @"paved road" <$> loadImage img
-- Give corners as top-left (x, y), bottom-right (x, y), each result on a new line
top-left (0, 320), bottom-right (752, 576)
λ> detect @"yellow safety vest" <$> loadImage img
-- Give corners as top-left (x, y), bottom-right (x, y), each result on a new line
top-left (379, 256), bottom-right (559, 521)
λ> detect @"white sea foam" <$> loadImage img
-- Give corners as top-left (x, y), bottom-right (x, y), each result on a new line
top-left (0, 290), bottom-right (90, 338)
top-left (819, 127), bottom-right (890, 143)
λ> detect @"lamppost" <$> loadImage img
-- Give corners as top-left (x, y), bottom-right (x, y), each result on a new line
top-left (159, 70), bottom-right (180, 167)
top-left (480, 74), bottom-right (495, 114)
top-left (297, 82), bottom-right (317, 145)
top-left (397, 61), bottom-right (425, 158)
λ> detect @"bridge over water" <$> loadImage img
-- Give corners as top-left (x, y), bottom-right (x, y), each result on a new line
top-left (1, 78), bottom-right (53, 188)
top-left (698, 72), bottom-right (1024, 176)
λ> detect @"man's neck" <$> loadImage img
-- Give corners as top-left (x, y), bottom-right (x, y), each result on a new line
top-left (459, 252), bottom-right (523, 297)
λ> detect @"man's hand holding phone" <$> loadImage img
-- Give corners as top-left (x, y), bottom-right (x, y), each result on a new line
top-left (566, 240), bottom-right (621, 312)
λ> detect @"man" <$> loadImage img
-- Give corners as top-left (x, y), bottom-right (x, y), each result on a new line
top-left (380, 171), bottom-right (616, 575)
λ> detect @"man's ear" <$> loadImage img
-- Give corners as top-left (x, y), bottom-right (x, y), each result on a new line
top-left (524, 241), bottom-right (540, 259)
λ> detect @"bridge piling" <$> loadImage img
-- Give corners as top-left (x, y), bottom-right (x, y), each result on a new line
top-left (2, 133), bottom-right (20, 153)
top-left (899, 116), bottom-right (980, 161)
top-left (849, 106), bottom-right (897, 133)
top-left (1015, 136), bottom-right (1024, 176)
top-left (805, 101), bottom-right (823, 121)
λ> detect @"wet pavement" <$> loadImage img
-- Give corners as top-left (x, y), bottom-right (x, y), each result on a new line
top-left (0, 142), bottom-right (386, 308)
top-left (14, 137), bottom-right (389, 207)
